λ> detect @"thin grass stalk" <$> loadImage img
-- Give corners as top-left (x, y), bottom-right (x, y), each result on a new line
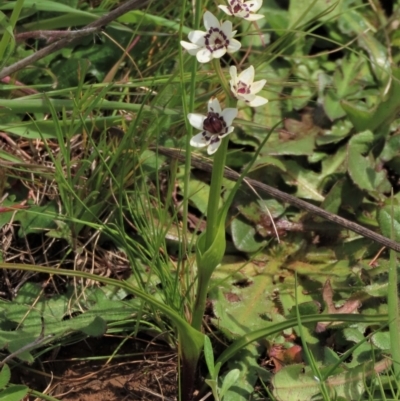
top-left (388, 194), bottom-right (400, 381)
top-left (179, 0), bottom-right (200, 264)
top-left (178, 0), bottom-right (203, 398)
top-left (0, 0), bottom-right (25, 62)
top-left (294, 273), bottom-right (331, 401)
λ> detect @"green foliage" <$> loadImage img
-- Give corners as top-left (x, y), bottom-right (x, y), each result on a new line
top-left (0, 281), bottom-right (143, 362)
top-left (1, 0), bottom-right (400, 399)
top-left (0, 365), bottom-right (28, 401)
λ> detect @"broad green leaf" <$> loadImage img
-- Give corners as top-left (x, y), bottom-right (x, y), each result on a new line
top-left (272, 364), bottom-right (320, 401)
top-left (371, 332), bottom-right (390, 350)
top-left (0, 365), bottom-right (10, 390)
top-left (0, 283), bottom-right (143, 356)
top-left (316, 121), bottom-right (352, 146)
top-left (219, 369), bottom-right (240, 400)
top-left (204, 336), bottom-right (215, 379)
top-left (364, 282), bottom-right (388, 298)
top-left (51, 59), bottom-right (91, 90)
top-left (0, 116), bottom-right (126, 139)
top-left (17, 202), bottom-right (58, 237)
top-left (343, 327), bottom-right (365, 343)
top-left (279, 160), bottom-right (324, 201)
top-left (119, 11), bottom-right (191, 34)
top-left (320, 179), bottom-right (345, 214)
top-left (223, 343), bottom-right (266, 401)
top-left (187, 179), bottom-right (212, 215)
top-left (378, 205), bottom-right (400, 242)
top-left (210, 274), bottom-right (276, 339)
top-left (291, 86), bottom-right (314, 110)
top-left (323, 54), bottom-right (368, 120)
top-left (204, 379), bottom-right (219, 401)
top-left (0, 0), bottom-right (95, 16)
top-left (340, 9), bottom-right (391, 85)
top-left (380, 134), bottom-right (400, 162)
top-left (288, 0), bottom-right (341, 27)
top-left (262, 136), bottom-right (315, 156)
top-left (347, 130), bottom-right (390, 193)
top-left (272, 362), bottom-right (370, 401)
top-left (196, 213), bottom-right (227, 277)
top-left (0, 385), bottom-right (29, 401)
top-left (231, 218), bottom-right (266, 253)
top-left (0, 98), bottom-right (178, 118)
top-left (80, 316), bottom-right (107, 337)
top-left (343, 68), bottom-right (400, 132)
top-left (341, 101), bottom-right (374, 132)
top-left (324, 90), bottom-right (346, 120)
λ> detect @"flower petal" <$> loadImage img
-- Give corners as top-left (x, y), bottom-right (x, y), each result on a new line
top-left (239, 65), bottom-right (255, 85)
top-left (208, 98), bottom-right (222, 114)
top-left (196, 48), bottom-right (213, 63)
top-left (221, 20), bottom-right (233, 36)
top-left (237, 93), bottom-right (255, 102)
top-left (203, 11), bottom-right (220, 30)
top-left (221, 107), bottom-right (238, 126)
top-left (190, 132), bottom-right (210, 148)
top-left (207, 138), bottom-right (221, 155)
top-left (188, 113), bottom-right (206, 130)
top-left (247, 96), bottom-right (268, 107)
top-left (229, 66), bottom-right (238, 83)
top-left (250, 79), bottom-right (267, 93)
top-left (219, 126), bottom-right (234, 138)
top-left (227, 39), bottom-right (242, 53)
top-left (188, 30), bottom-right (206, 45)
top-left (244, 13), bottom-right (264, 21)
top-left (180, 41), bottom-right (199, 51)
top-left (218, 5), bottom-right (232, 16)
top-left (212, 48), bottom-right (227, 59)
top-left (245, 0), bottom-right (263, 12)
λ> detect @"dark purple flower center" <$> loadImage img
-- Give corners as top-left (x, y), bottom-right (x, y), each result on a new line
top-left (237, 81), bottom-right (251, 94)
top-left (204, 28), bottom-right (229, 53)
top-left (203, 112), bottom-right (226, 134)
top-left (228, 0), bottom-right (252, 17)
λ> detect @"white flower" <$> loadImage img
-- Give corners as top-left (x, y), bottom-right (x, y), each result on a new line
top-left (189, 98), bottom-right (238, 155)
top-left (219, 0), bottom-right (264, 21)
top-left (180, 11), bottom-right (241, 63)
top-left (229, 65), bottom-right (268, 107)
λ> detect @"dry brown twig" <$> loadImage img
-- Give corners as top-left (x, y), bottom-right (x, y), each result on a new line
top-left (0, 0), bottom-right (150, 80)
top-left (156, 146), bottom-right (400, 253)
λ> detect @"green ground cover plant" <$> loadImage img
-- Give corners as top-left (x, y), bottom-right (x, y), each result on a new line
top-left (1, 0), bottom-right (400, 400)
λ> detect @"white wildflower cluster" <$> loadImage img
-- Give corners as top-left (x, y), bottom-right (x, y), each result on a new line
top-left (181, 1), bottom-right (268, 155)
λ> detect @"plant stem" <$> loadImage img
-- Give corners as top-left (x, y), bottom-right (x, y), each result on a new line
top-left (204, 60), bottom-right (234, 250)
top-left (388, 195), bottom-right (400, 380)
top-left (0, 0), bottom-right (25, 61)
top-left (204, 137), bottom-right (229, 250)
top-left (191, 264), bottom-right (213, 331)
top-left (179, 3), bottom-right (203, 400)
top-left (192, 62), bottom-right (234, 329)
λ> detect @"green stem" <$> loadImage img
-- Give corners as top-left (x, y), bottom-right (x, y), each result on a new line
top-left (0, 0), bottom-right (25, 61)
top-left (179, 0), bottom-right (193, 262)
top-left (192, 61), bottom-right (237, 329)
top-left (212, 59), bottom-right (231, 99)
top-left (204, 60), bottom-right (235, 250)
top-left (178, 0), bottom-right (202, 290)
top-left (191, 270), bottom-right (211, 331)
top-left (388, 195), bottom-right (400, 380)
top-left (204, 136), bottom-right (229, 249)
top-left (179, 3), bottom-right (203, 399)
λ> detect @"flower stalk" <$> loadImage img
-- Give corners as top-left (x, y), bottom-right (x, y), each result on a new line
top-left (179, 1), bottom-right (268, 396)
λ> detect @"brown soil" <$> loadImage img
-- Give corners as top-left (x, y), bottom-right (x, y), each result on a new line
top-left (14, 335), bottom-right (179, 401)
